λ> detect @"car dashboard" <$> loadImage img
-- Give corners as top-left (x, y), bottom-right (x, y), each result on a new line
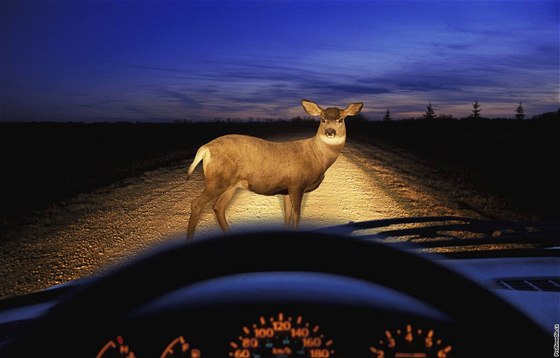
top-left (0, 217), bottom-right (557, 357)
top-left (99, 272), bottom-right (457, 357)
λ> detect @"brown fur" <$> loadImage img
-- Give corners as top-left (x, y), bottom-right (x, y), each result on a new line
top-left (186, 99), bottom-right (363, 240)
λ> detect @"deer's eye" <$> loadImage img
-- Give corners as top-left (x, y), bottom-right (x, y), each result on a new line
top-left (321, 118), bottom-right (326, 123)
top-left (337, 118), bottom-right (343, 124)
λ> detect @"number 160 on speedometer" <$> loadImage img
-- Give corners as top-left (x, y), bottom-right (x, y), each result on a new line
top-left (228, 312), bottom-right (335, 357)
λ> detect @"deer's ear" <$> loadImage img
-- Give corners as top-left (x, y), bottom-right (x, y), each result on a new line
top-left (301, 99), bottom-right (323, 116)
top-left (343, 102), bottom-right (364, 117)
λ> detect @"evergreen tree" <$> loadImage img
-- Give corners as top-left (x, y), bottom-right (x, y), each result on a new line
top-left (470, 100), bottom-right (481, 120)
top-left (383, 109), bottom-right (392, 121)
top-left (423, 102), bottom-right (436, 120)
top-left (438, 114), bottom-right (455, 120)
top-left (515, 101), bottom-right (525, 120)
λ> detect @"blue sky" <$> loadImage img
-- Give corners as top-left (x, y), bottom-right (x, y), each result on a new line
top-left (1, 0), bottom-right (558, 121)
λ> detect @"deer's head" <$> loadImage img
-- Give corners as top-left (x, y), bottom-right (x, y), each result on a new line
top-left (301, 99), bottom-right (363, 144)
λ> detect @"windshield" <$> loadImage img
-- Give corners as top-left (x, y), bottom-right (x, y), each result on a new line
top-left (1, 1), bottom-right (558, 300)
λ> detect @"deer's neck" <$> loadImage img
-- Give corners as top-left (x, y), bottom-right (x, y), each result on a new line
top-left (310, 133), bottom-right (346, 170)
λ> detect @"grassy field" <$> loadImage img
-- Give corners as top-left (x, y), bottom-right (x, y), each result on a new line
top-left (1, 117), bottom-right (558, 228)
top-left (347, 116), bottom-right (559, 220)
top-left (0, 121), bottom-right (316, 227)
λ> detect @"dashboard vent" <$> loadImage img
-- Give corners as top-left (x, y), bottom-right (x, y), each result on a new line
top-left (492, 278), bottom-right (560, 292)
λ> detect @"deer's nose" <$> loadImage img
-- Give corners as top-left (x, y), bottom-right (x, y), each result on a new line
top-left (325, 128), bottom-right (336, 137)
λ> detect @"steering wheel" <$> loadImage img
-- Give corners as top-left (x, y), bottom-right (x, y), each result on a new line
top-left (2, 231), bottom-right (549, 357)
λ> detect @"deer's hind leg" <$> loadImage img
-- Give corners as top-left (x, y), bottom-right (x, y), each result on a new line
top-left (213, 184), bottom-right (238, 233)
top-left (187, 182), bottom-right (228, 241)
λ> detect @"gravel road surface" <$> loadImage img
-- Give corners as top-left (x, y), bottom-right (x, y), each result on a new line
top-left (0, 138), bottom-right (482, 299)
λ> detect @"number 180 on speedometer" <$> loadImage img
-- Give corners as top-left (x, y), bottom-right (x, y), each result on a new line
top-left (228, 312), bottom-right (335, 357)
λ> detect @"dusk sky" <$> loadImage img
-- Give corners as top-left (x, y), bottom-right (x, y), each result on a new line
top-left (1, 0), bottom-right (558, 121)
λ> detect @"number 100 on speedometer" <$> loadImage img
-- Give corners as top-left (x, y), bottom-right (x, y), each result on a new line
top-left (229, 312), bottom-right (335, 357)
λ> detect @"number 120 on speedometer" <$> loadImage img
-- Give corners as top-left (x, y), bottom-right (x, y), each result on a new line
top-left (228, 312), bottom-right (335, 357)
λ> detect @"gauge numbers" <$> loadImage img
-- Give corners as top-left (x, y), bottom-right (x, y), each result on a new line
top-left (96, 335), bottom-right (136, 358)
top-left (369, 324), bottom-right (452, 358)
top-left (229, 312), bottom-right (334, 357)
top-left (160, 335), bottom-right (201, 357)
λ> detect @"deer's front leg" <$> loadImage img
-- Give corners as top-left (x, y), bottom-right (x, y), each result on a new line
top-left (283, 195), bottom-right (293, 227)
top-left (288, 188), bottom-right (305, 229)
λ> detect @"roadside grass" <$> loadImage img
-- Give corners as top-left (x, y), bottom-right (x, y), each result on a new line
top-left (0, 121), bottom-right (315, 228)
top-left (348, 117), bottom-right (559, 221)
top-left (1, 117), bottom-right (557, 230)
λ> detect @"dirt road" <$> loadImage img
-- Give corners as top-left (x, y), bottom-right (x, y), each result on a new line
top-left (0, 139), bottom-right (483, 299)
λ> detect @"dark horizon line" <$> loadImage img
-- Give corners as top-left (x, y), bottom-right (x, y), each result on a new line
top-left (1, 109), bottom-right (558, 125)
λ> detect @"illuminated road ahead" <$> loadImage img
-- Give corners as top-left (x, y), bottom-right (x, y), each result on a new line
top-left (0, 139), bottom-right (482, 299)
top-left (190, 143), bottom-right (407, 235)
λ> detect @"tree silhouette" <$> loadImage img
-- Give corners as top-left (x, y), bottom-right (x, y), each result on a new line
top-left (383, 109), bottom-right (392, 121)
top-left (515, 101), bottom-right (525, 120)
top-left (438, 114), bottom-right (455, 120)
top-left (423, 102), bottom-right (436, 120)
top-left (470, 100), bottom-right (481, 120)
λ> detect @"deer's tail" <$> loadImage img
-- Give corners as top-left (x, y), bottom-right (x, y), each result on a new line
top-left (187, 145), bottom-right (209, 179)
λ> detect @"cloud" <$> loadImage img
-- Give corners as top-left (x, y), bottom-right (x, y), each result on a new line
top-left (78, 99), bottom-right (119, 109)
top-left (305, 82), bottom-right (391, 96)
top-left (122, 23), bottom-right (558, 120)
top-left (157, 89), bottom-right (203, 109)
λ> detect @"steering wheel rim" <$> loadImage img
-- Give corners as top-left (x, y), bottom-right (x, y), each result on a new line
top-left (3, 230), bottom-right (549, 356)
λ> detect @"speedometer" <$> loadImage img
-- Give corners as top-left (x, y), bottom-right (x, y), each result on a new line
top-left (228, 312), bottom-right (335, 357)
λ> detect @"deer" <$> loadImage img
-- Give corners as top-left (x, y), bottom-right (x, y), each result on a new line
top-left (185, 99), bottom-right (363, 240)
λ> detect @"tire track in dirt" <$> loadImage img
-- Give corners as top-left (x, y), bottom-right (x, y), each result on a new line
top-left (0, 138), bottom-right (479, 299)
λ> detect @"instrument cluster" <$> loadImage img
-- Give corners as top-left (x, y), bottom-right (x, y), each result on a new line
top-left (95, 309), bottom-right (455, 357)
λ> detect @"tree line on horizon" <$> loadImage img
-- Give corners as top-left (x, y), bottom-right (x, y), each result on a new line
top-left (378, 100), bottom-right (560, 122)
top-left (192, 101), bottom-right (558, 123)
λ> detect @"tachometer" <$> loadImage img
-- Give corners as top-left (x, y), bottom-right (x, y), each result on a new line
top-left (369, 324), bottom-right (453, 358)
top-left (229, 312), bottom-right (335, 357)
